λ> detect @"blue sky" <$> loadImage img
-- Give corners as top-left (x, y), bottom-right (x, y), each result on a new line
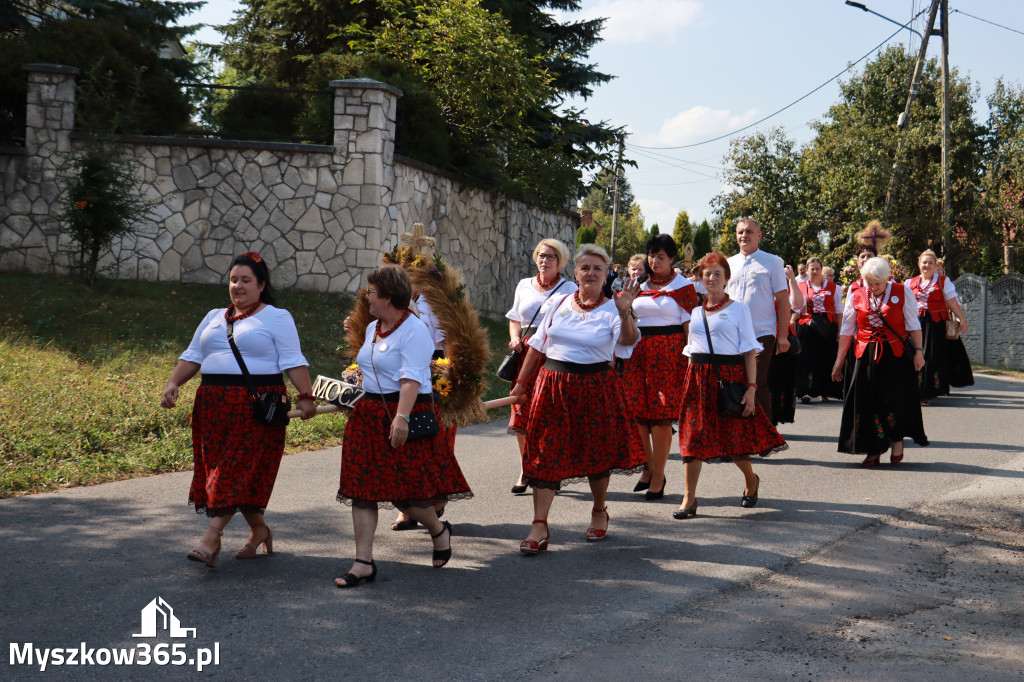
top-left (185, 1), bottom-right (1024, 232)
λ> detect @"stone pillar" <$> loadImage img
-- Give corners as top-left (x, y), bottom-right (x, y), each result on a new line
top-left (19, 64), bottom-right (79, 272)
top-left (329, 78), bottom-right (402, 268)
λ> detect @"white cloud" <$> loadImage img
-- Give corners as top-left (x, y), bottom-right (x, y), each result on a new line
top-left (636, 197), bottom-right (678, 235)
top-left (645, 106), bottom-right (760, 147)
top-left (575, 0), bottom-right (703, 43)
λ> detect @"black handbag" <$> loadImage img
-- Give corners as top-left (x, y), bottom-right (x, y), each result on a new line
top-left (808, 314), bottom-right (838, 339)
top-left (700, 308), bottom-right (750, 418)
top-left (226, 320), bottom-right (291, 427)
top-left (498, 279), bottom-right (566, 381)
top-left (369, 331), bottom-right (440, 443)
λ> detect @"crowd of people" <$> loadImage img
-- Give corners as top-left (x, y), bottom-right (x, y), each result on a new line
top-left (159, 217), bottom-right (973, 584)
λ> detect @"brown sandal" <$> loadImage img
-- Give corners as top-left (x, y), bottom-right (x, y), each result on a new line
top-left (187, 525), bottom-right (223, 568)
top-left (235, 524), bottom-right (273, 559)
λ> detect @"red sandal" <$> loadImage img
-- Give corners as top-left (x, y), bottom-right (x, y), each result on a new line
top-left (585, 507), bottom-right (609, 542)
top-left (519, 520), bottom-right (549, 555)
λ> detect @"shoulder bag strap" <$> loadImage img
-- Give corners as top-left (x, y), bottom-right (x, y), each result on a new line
top-left (701, 308), bottom-right (726, 386)
top-left (226, 319), bottom-right (261, 400)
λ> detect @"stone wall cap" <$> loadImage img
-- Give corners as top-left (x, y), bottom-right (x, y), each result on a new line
top-left (23, 63), bottom-right (80, 75)
top-left (328, 78), bottom-right (403, 97)
top-left (70, 131), bottom-right (334, 154)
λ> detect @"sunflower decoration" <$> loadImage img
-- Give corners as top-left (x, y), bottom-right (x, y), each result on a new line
top-left (345, 223), bottom-right (491, 427)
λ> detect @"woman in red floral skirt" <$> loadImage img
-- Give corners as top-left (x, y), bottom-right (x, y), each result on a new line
top-left (673, 252), bottom-right (787, 520)
top-left (505, 238), bottom-right (577, 494)
top-left (335, 265), bottom-right (472, 587)
top-left (623, 234), bottom-right (700, 500)
top-left (510, 245), bottom-right (643, 553)
top-left (160, 252), bottom-right (317, 568)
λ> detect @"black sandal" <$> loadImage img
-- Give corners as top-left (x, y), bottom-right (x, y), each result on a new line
top-left (335, 559), bottom-right (377, 588)
top-left (391, 519), bottom-right (419, 531)
top-left (431, 521), bottom-right (453, 568)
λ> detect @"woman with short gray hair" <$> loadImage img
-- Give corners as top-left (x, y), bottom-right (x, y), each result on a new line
top-left (831, 257), bottom-right (928, 466)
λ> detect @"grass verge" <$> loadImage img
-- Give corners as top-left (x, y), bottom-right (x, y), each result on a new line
top-left (0, 273), bottom-right (512, 497)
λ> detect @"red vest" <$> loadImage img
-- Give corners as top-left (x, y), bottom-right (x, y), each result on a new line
top-left (851, 282), bottom-right (909, 360)
top-left (797, 279), bottom-right (839, 325)
top-left (906, 275), bottom-right (951, 322)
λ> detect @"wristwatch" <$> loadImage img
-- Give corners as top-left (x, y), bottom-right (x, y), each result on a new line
top-left (396, 413), bottom-right (411, 423)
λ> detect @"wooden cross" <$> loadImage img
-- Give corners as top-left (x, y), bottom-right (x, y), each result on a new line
top-left (683, 242), bottom-right (695, 268)
top-left (400, 222), bottom-right (436, 257)
top-left (864, 224), bottom-right (883, 250)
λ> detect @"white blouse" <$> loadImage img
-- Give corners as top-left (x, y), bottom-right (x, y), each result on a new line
top-left (356, 315), bottom-right (433, 394)
top-left (180, 306), bottom-right (308, 375)
top-left (528, 295), bottom-right (639, 363)
top-left (633, 273), bottom-right (695, 326)
top-left (840, 281), bottom-right (922, 336)
top-left (683, 302), bottom-right (763, 356)
top-left (413, 295), bottom-right (445, 351)
top-left (505, 277), bottom-right (578, 330)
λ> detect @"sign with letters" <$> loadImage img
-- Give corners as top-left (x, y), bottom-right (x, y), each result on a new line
top-left (311, 376), bottom-right (365, 409)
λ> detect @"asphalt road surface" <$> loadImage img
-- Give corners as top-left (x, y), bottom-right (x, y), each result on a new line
top-left (1, 373), bottom-right (1021, 680)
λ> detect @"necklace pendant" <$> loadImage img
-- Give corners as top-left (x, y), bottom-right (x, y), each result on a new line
top-left (579, 313), bottom-right (587, 321)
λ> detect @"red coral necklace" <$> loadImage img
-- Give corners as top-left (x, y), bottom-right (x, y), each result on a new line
top-left (376, 309), bottom-right (412, 341)
top-left (648, 273), bottom-right (673, 286)
top-left (574, 290), bottom-right (604, 311)
top-left (225, 302), bottom-right (261, 323)
top-left (704, 295), bottom-right (730, 312)
top-left (536, 273), bottom-right (559, 289)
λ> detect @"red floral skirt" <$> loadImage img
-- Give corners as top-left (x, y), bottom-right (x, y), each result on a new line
top-left (522, 364), bottom-right (645, 487)
top-left (338, 395), bottom-right (472, 509)
top-left (678, 361), bottom-right (788, 460)
top-left (508, 334), bottom-right (542, 434)
top-left (622, 329), bottom-right (688, 423)
top-left (190, 380), bottom-right (287, 517)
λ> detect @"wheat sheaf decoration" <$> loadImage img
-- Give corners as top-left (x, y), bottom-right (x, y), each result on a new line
top-left (344, 224), bottom-right (491, 427)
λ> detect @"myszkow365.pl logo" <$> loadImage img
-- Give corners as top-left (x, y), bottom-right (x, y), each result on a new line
top-left (8, 597), bottom-right (220, 672)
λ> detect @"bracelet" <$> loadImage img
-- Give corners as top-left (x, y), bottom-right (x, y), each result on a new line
top-left (295, 393), bottom-right (314, 402)
top-left (915, 347), bottom-right (924, 352)
top-left (746, 382), bottom-right (757, 388)
top-left (396, 413), bottom-right (411, 423)
top-left (513, 379), bottom-right (532, 388)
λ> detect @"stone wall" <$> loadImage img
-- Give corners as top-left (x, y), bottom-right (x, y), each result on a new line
top-left (0, 65), bottom-right (577, 316)
top-left (954, 273), bottom-right (1024, 370)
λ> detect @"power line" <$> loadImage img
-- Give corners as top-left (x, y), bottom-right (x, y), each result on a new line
top-left (627, 148), bottom-right (722, 179)
top-left (952, 8), bottom-right (1024, 37)
top-left (631, 12), bottom-right (924, 151)
top-left (625, 145), bottom-right (725, 171)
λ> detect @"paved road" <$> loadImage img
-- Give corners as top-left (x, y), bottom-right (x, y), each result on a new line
top-left (1, 374), bottom-right (1022, 680)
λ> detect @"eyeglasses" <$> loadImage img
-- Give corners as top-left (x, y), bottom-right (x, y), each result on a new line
top-left (536, 253), bottom-right (558, 261)
top-left (365, 288), bottom-right (378, 297)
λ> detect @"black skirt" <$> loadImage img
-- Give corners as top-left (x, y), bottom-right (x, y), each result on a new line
top-left (767, 339), bottom-right (797, 425)
top-left (795, 315), bottom-right (843, 399)
top-left (838, 341), bottom-right (928, 455)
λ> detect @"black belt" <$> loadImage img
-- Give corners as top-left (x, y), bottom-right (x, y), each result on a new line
top-left (543, 359), bottom-right (611, 374)
top-left (689, 353), bottom-right (743, 366)
top-left (201, 373), bottom-right (284, 387)
top-left (362, 391), bottom-right (437, 404)
top-left (637, 324), bottom-right (686, 336)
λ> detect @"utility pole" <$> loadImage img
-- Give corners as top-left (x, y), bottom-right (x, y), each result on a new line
top-left (939, 0), bottom-right (952, 263)
top-left (609, 137), bottom-right (624, 262)
top-left (882, 0), bottom-right (940, 223)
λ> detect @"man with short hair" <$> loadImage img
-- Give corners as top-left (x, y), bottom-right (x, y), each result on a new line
top-left (725, 218), bottom-right (791, 423)
top-left (796, 263), bottom-right (809, 283)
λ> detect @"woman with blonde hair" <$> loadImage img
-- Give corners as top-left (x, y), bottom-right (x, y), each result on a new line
top-left (905, 249), bottom-right (974, 403)
top-left (510, 245), bottom-right (643, 552)
top-left (506, 238), bottom-right (577, 493)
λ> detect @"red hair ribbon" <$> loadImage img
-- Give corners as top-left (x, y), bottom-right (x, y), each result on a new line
top-left (241, 251), bottom-right (262, 263)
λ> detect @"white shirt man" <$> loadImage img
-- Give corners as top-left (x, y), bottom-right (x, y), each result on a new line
top-left (725, 218), bottom-right (791, 423)
top-left (795, 263), bottom-right (809, 283)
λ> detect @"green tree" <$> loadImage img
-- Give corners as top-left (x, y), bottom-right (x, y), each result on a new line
top-left (576, 224), bottom-right (597, 248)
top-left (977, 78), bottom-right (1024, 274)
top-left (692, 219), bottom-right (713, 259)
top-left (713, 127), bottom-right (805, 265)
top-left (649, 223), bottom-right (659, 236)
top-left (673, 210), bottom-right (693, 249)
top-left (0, 0), bottom-right (203, 142)
top-left (800, 46), bottom-right (984, 274)
top-left (220, 0), bottom-right (617, 206)
top-left (590, 204), bottom-right (645, 265)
